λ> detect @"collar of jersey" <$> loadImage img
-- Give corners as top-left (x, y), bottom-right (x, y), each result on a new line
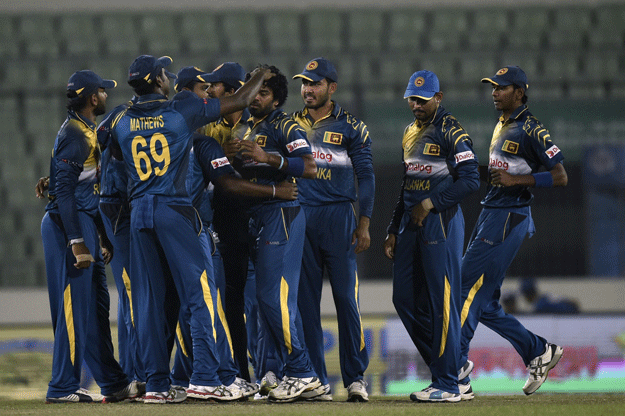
top-left (135, 93), bottom-right (168, 104)
top-left (69, 109), bottom-right (96, 130)
top-left (502, 104), bottom-right (528, 123)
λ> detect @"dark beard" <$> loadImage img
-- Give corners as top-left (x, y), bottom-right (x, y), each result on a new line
top-left (94, 102), bottom-right (106, 116)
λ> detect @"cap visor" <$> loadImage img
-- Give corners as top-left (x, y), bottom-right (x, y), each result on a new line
top-left (293, 72), bottom-right (322, 82)
top-left (165, 70), bottom-right (177, 80)
top-left (157, 56), bottom-right (173, 67)
top-left (404, 92), bottom-right (436, 100)
top-left (101, 79), bottom-right (117, 89)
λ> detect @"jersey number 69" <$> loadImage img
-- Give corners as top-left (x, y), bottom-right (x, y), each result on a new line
top-left (131, 133), bottom-right (171, 181)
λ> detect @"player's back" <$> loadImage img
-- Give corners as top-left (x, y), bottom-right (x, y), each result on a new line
top-left (113, 95), bottom-right (195, 200)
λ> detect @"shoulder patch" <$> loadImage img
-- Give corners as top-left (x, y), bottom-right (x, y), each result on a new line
top-left (255, 135), bottom-right (267, 147)
top-left (546, 144), bottom-right (561, 159)
top-left (323, 131), bottom-right (343, 145)
top-left (211, 156), bottom-right (230, 169)
top-left (502, 140), bottom-right (519, 154)
top-left (423, 143), bottom-right (440, 156)
top-left (286, 138), bottom-right (309, 153)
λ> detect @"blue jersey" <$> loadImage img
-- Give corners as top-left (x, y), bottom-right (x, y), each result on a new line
top-left (233, 108), bottom-right (312, 207)
top-left (187, 133), bottom-right (236, 225)
top-left (292, 101), bottom-right (375, 218)
top-left (46, 110), bottom-right (101, 240)
top-left (111, 91), bottom-right (221, 200)
top-left (483, 105), bottom-right (564, 208)
top-left (387, 105), bottom-right (479, 235)
top-left (98, 99), bottom-right (136, 201)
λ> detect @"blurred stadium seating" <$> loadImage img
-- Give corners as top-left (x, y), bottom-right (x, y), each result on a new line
top-left (1, 4), bottom-right (624, 286)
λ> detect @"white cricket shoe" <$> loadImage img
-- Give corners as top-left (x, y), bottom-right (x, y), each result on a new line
top-left (259, 371), bottom-right (279, 396)
top-left (231, 377), bottom-right (259, 398)
top-left (459, 383), bottom-right (474, 401)
top-left (186, 383), bottom-right (243, 401)
top-left (410, 386), bottom-right (461, 403)
top-left (267, 376), bottom-right (321, 403)
top-left (301, 383), bottom-right (332, 401)
top-left (46, 388), bottom-right (104, 403)
top-left (523, 343), bottom-right (563, 395)
top-left (347, 379), bottom-right (369, 402)
top-left (458, 360), bottom-right (474, 380)
top-left (103, 380), bottom-right (143, 403)
top-left (144, 387), bottom-right (186, 404)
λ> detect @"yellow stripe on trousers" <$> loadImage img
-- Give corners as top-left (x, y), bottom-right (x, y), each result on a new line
top-left (461, 274), bottom-right (484, 327)
top-left (176, 322), bottom-right (189, 357)
top-left (199, 270), bottom-right (217, 342)
top-left (217, 288), bottom-right (234, 358)
top-left (439, 276), bottom-right (450, 357)
top-left (63, 284), bottom-right (76, 365)
top-left (121, 268), bottom-right (134, 326)
top-left (280, 277), bottom-right (292, 354)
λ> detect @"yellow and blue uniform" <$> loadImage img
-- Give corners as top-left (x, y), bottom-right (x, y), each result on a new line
top-left (387, 105), bottom-right (479, 394)
top-left (111, 90), bottom-right (223, 393)
top-left (97, 99), bottom-right (145, 383)
top-left (42, 110), bottom-right (129, 398)
top-left (202, 110), bottom-right (258, 381)
top-left (292, 102), bottom-right (374, 387)
top-left (170, 133), bottom-right (240, 387)
top-left (236, 108), bottom-right (316, 379)
top-left (460, 105), bottom-right (564, 376)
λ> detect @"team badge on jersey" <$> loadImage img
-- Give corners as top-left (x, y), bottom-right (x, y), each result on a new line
top-left (286, 138), bottom-right (309, 153)
top-left (323, 131), bottom-right (343, 145)
top-left (502, 140), bottom-right (519, 154)
top-left (423, 143), bottom-right (440, 156)
top-left (546, 144), bottom-right (561, 159)
top-left (255, 135), bottom-right (267, 147)
top-left (211, 157), bottom-right (230, 169)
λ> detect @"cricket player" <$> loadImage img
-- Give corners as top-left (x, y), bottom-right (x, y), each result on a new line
top-left (383, 70), bottom-right (480, 403)
top-left (292, 57), bottom-right (374, 402)
top-left (459, 66), bottom-right (567, 396)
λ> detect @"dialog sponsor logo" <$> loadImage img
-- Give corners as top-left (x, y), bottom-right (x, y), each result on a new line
top-left (489, 158), bottom-right (509, 170)
top-left (211, 157), bottom-right (230, 169)
top-left (455, 151), bottom-right (475, 164)
top-left (286, 138), bottom-right (309, 153)
top-left (405, 162), bottom-right (432, 174)
top-left (546, 145), bottom-right (561, 159)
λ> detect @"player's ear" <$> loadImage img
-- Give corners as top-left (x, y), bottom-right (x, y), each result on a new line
top-left (328, 81), bottom-right (337, 95)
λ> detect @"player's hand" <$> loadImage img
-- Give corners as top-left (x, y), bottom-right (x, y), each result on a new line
top-left (352, 217), bottom-right (371, 254)
top-left (35, 176), bottom-right (49, 199)
top-left (274, 180), bottom-right (298, 200)
top-left (383, 233), bottom-right (396, 260)
top-left (410, 198), bottom-right (433, 227)
top-left (239, 140), bottom-right (269, 163)
top-left (99, 235), bottom-right (114, 265)
top-left (223, 139), bottom-right (242, 160)
top-left (249, 67), bottom-right (274, 82)
top-left (490, 168), bottom-right (515, 187)
top-left (71, 242), bottom-right (94, 270)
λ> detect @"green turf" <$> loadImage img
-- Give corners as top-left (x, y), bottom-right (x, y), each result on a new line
top-left (1, 395), bottom-right (624, 416)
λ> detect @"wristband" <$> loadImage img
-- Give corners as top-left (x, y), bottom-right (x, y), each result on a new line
top-left (75, 254), bottom-right (95, 263)
top-left (278, 155), bottom-right (285, 170)
top-left (532, 172), bottom-right (553, 188)
top-left (272, 184), bottom-right (276, 198)
top-left (69, 238), bottom-right (84, 246)
top-left (285, 157), bottom-right (305, 177)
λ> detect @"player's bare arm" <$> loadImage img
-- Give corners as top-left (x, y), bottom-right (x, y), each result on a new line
top-left (352, 216), bottom-right (371, 254)
top-left (410, 198), bottom-right (434, 227)
top-left (491, 163), bottom-right (568, 188)
top-left (219, 68), bottom-right (274, 116)
top-left (383, 233), bottom-right (397, 260)
top-left (35, 176), bottom-right (49, 199)
top-left (216, 175), bottom-right (297, 201)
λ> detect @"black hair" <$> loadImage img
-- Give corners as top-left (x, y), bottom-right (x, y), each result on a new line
top-left (513, 85), bottom-right (529, 104)
top-left (246, 64), bottom-right (288, 108)
top-left (129, 78), bottom-right (157, 96)
top-left (222, 82), bottom-right (239, 94)
top-left (66, 90), bottom-right (89, 112)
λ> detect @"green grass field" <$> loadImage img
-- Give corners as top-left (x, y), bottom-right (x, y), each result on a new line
top-left (1, 395), bottom-right (624, 416)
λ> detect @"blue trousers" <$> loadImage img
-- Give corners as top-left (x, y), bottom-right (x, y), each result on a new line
top-left (129, 195), bottom-right (220, 392)
top-left (299, 202), bottom-right (369, 387)
top-left (392, 207), bottom-right (464, 393)
top-left (249, 203), bottom-right (316, 378)
top-left (170, 226), bottom-right (238, 387)
top-left (99, 200), bottom-right (145, 382)
top-left (243, 260), bottom-right (260, 380)
top-left (460, 206), bottom-right (545, 377)
top-left (42, 211), bottom-right (128, 398)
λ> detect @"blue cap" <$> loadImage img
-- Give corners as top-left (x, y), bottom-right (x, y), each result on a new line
top-left (204, 62), bottom-right (246, 89)
top-left (404, 70), bottom-right (440, 100)
top-left (67, 70), bottom-right (116, 97)
top-left (482, 66), bottom-right (529, 90)
top-left (175, 66), bottom-right (211, 92)
top-left (128, 55), bottom-right (176, 86)
top-left (293, 57), bottom-right (338, 83)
